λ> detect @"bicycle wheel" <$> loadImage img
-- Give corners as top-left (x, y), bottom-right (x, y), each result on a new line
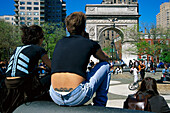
top-left (128, 82), bottom-right (139, 90)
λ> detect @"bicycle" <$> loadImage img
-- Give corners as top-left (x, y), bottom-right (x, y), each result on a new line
top-left (128, 80), bottom-right (141, 90)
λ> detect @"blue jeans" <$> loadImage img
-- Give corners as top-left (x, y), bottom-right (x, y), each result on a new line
top-left (49, 62), bottom-right (111, 106)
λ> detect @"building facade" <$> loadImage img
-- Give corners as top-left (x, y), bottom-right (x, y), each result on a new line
top-left (0, 15), bottom-right (16, 25)
top-left (14, 0), bottom-right (66, 26)
top-left (138, 32), bottom-right (170, 63)
top-left (156, 1), bottom-right (170, 28)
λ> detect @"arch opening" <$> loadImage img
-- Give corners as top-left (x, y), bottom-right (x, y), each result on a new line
top-left (98, 26), bottom-right (125, 61)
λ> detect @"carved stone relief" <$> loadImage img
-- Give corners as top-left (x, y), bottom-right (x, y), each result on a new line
top-left (127, 7), bottom-right (135, 11)
top-left (86, 19), bottom-right (137, 24)
top-left (88, 7), bottom-right (95, 12)
top-left (89, 26), bottom-right (95, 36)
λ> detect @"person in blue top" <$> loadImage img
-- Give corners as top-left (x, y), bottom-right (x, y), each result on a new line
top-left (162, 64), bottom-right (169, 77)
top-left (50, 12), bottom-right (111, 107)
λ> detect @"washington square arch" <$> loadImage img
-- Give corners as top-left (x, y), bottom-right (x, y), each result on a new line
top-left (85, 0), bottom-right (140, 64)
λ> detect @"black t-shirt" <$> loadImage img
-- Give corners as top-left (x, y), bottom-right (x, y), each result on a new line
top-left (51, 35), bottom-right (100, 79)
top-left (6, 45), bottom-right (47, 77)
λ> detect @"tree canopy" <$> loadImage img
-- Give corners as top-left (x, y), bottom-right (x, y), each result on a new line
top-left (0, 20), bottom-right (21, 61)
top-left (42, 22), bottom-right (66, 59)
top-left (124, 24), bottom-right (170, 63)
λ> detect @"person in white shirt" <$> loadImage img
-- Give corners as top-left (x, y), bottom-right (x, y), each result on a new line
top-left (130, 65), bottom-right (138, 83)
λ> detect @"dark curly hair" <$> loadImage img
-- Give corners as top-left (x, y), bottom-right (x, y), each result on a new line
top-left (137, 77), bottom-right (159, 96)
top-left (65, 12), bottom-right (86, 35)
top-left (21, 25), bottom-right (44, 45)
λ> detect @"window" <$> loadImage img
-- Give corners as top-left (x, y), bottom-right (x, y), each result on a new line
top-left (132, 0), bottom-right (137, 2)
top-left (20, 17), bottom-right (25, 20)
top-left (27, 2), bottom-right (32, 5)
top-left (20, 2), bottom-right (25, 5)
top-left (107, 30), bottom-right (109, 38)
top-left (34, 12), bottom-right (39, 15)
top-left (114, 0), bottom-right (116, 3)
top-left (128, 0), bottom-right (131, 4)
top-left (5, 17), bottom-right (10, 20)
top-left (27, 7), bottom-right (32, 10)
top-left (27, 17), bottom-right (32, 20)
top-left (20, 7), bottom-right (25, 10)
top-left (27, 22), bottom-right (31, 26)
top-left (34, 2), bottom-right (39, 5)
top-left (20, 22), bottom-right (25, 25)
top-left (112, 31), bottom-right (114, 36)
top-left (34, 22), bottom-right (39, 25)
top-left (34, 7), bottom-right (39, 10)
top-left (148, 41), bottom-right (151, 45)
top-left (34, 17), bottom-right (39, 20)
top-left (27, 12), bottom-right (32, 15)
top-left (20, 12), bottom-right (25, 15)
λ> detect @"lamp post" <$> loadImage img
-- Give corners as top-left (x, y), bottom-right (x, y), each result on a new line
top-left (111, 38), bottom-right (114, 62)
top-left (108, 18), bottom-right (120, 62)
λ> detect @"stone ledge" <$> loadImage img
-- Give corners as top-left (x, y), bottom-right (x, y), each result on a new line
top-left (13, 101), bottom-right (152, 113)
top-left (157, 83), bottom-right (170, 95)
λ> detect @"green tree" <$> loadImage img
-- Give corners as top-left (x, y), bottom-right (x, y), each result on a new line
top-left (123, 24), bottom-right (169, 64)
top-left (42, 22), bottom-right (66, 59)
top-left (0, 20), bottom-right (21, 61)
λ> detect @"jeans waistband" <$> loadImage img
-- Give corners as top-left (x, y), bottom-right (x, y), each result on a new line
top-left (50, 81), bottom-right (86, 98)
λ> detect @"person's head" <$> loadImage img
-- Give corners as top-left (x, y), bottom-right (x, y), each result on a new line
top-left (65, 12), bottom-right (86, 35)
top-left (137, 77), bottom-right (159, 95)
top-left (139, 60), bottom-right (143, 65)
top-left (164, 64), bottom-right (168, 69)
top-left (21, 25), bottom-right (44, 45)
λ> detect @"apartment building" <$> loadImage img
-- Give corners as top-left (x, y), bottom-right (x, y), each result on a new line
top-left (156, 1), bottom-right (170, 28)
top-left (0, 15), bottom-right (16, 25)
top-left (14, 0), bottom-right (66, 26)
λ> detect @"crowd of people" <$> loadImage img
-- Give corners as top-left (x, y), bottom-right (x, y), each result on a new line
top-left (0, 12), bottom-right (169, 113)
top-left (129, 59), bottom-right (170, 83)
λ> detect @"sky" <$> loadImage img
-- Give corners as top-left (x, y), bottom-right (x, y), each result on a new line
top-left (0, 0), bottom-right (169, 30)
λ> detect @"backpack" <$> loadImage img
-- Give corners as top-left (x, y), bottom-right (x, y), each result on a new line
top-left (124, 92), bottom-right (151, 111)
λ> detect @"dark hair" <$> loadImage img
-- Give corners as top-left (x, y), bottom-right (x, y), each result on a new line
top-left (21, 25), bottom-right (44, 45)
top-left (137, 77), bottom-right (159, 95)
top-left (65, 12), bottom-right (86, 35)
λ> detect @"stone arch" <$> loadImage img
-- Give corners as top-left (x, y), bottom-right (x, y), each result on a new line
top-left (85, 1), bottom-right (140, 64)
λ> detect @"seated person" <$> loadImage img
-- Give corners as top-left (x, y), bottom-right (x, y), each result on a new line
top-left (124, 77), bottom-right (170, 113)
top-left (49, 12), bottom-right (111, 107)
top-left (115, 66), bottom-right (122, 74)
top-left (150, 66), bottom-right (156, 75)
top-left (162, 64), bottom-right (169, 77)
top-left (2, 25), bottom-right (51, 113)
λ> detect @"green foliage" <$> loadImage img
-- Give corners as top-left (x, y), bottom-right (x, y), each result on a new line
top-left (102, 47), bottom-right (110, 55)
top-left (42, 22), bottom-right (66, 59)
top-left (160, 50), bottom-right (170, 63)
top-left (125, 24), bottom-right (170, 63)
top-left (0, 20), bottom-right (21, 60)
